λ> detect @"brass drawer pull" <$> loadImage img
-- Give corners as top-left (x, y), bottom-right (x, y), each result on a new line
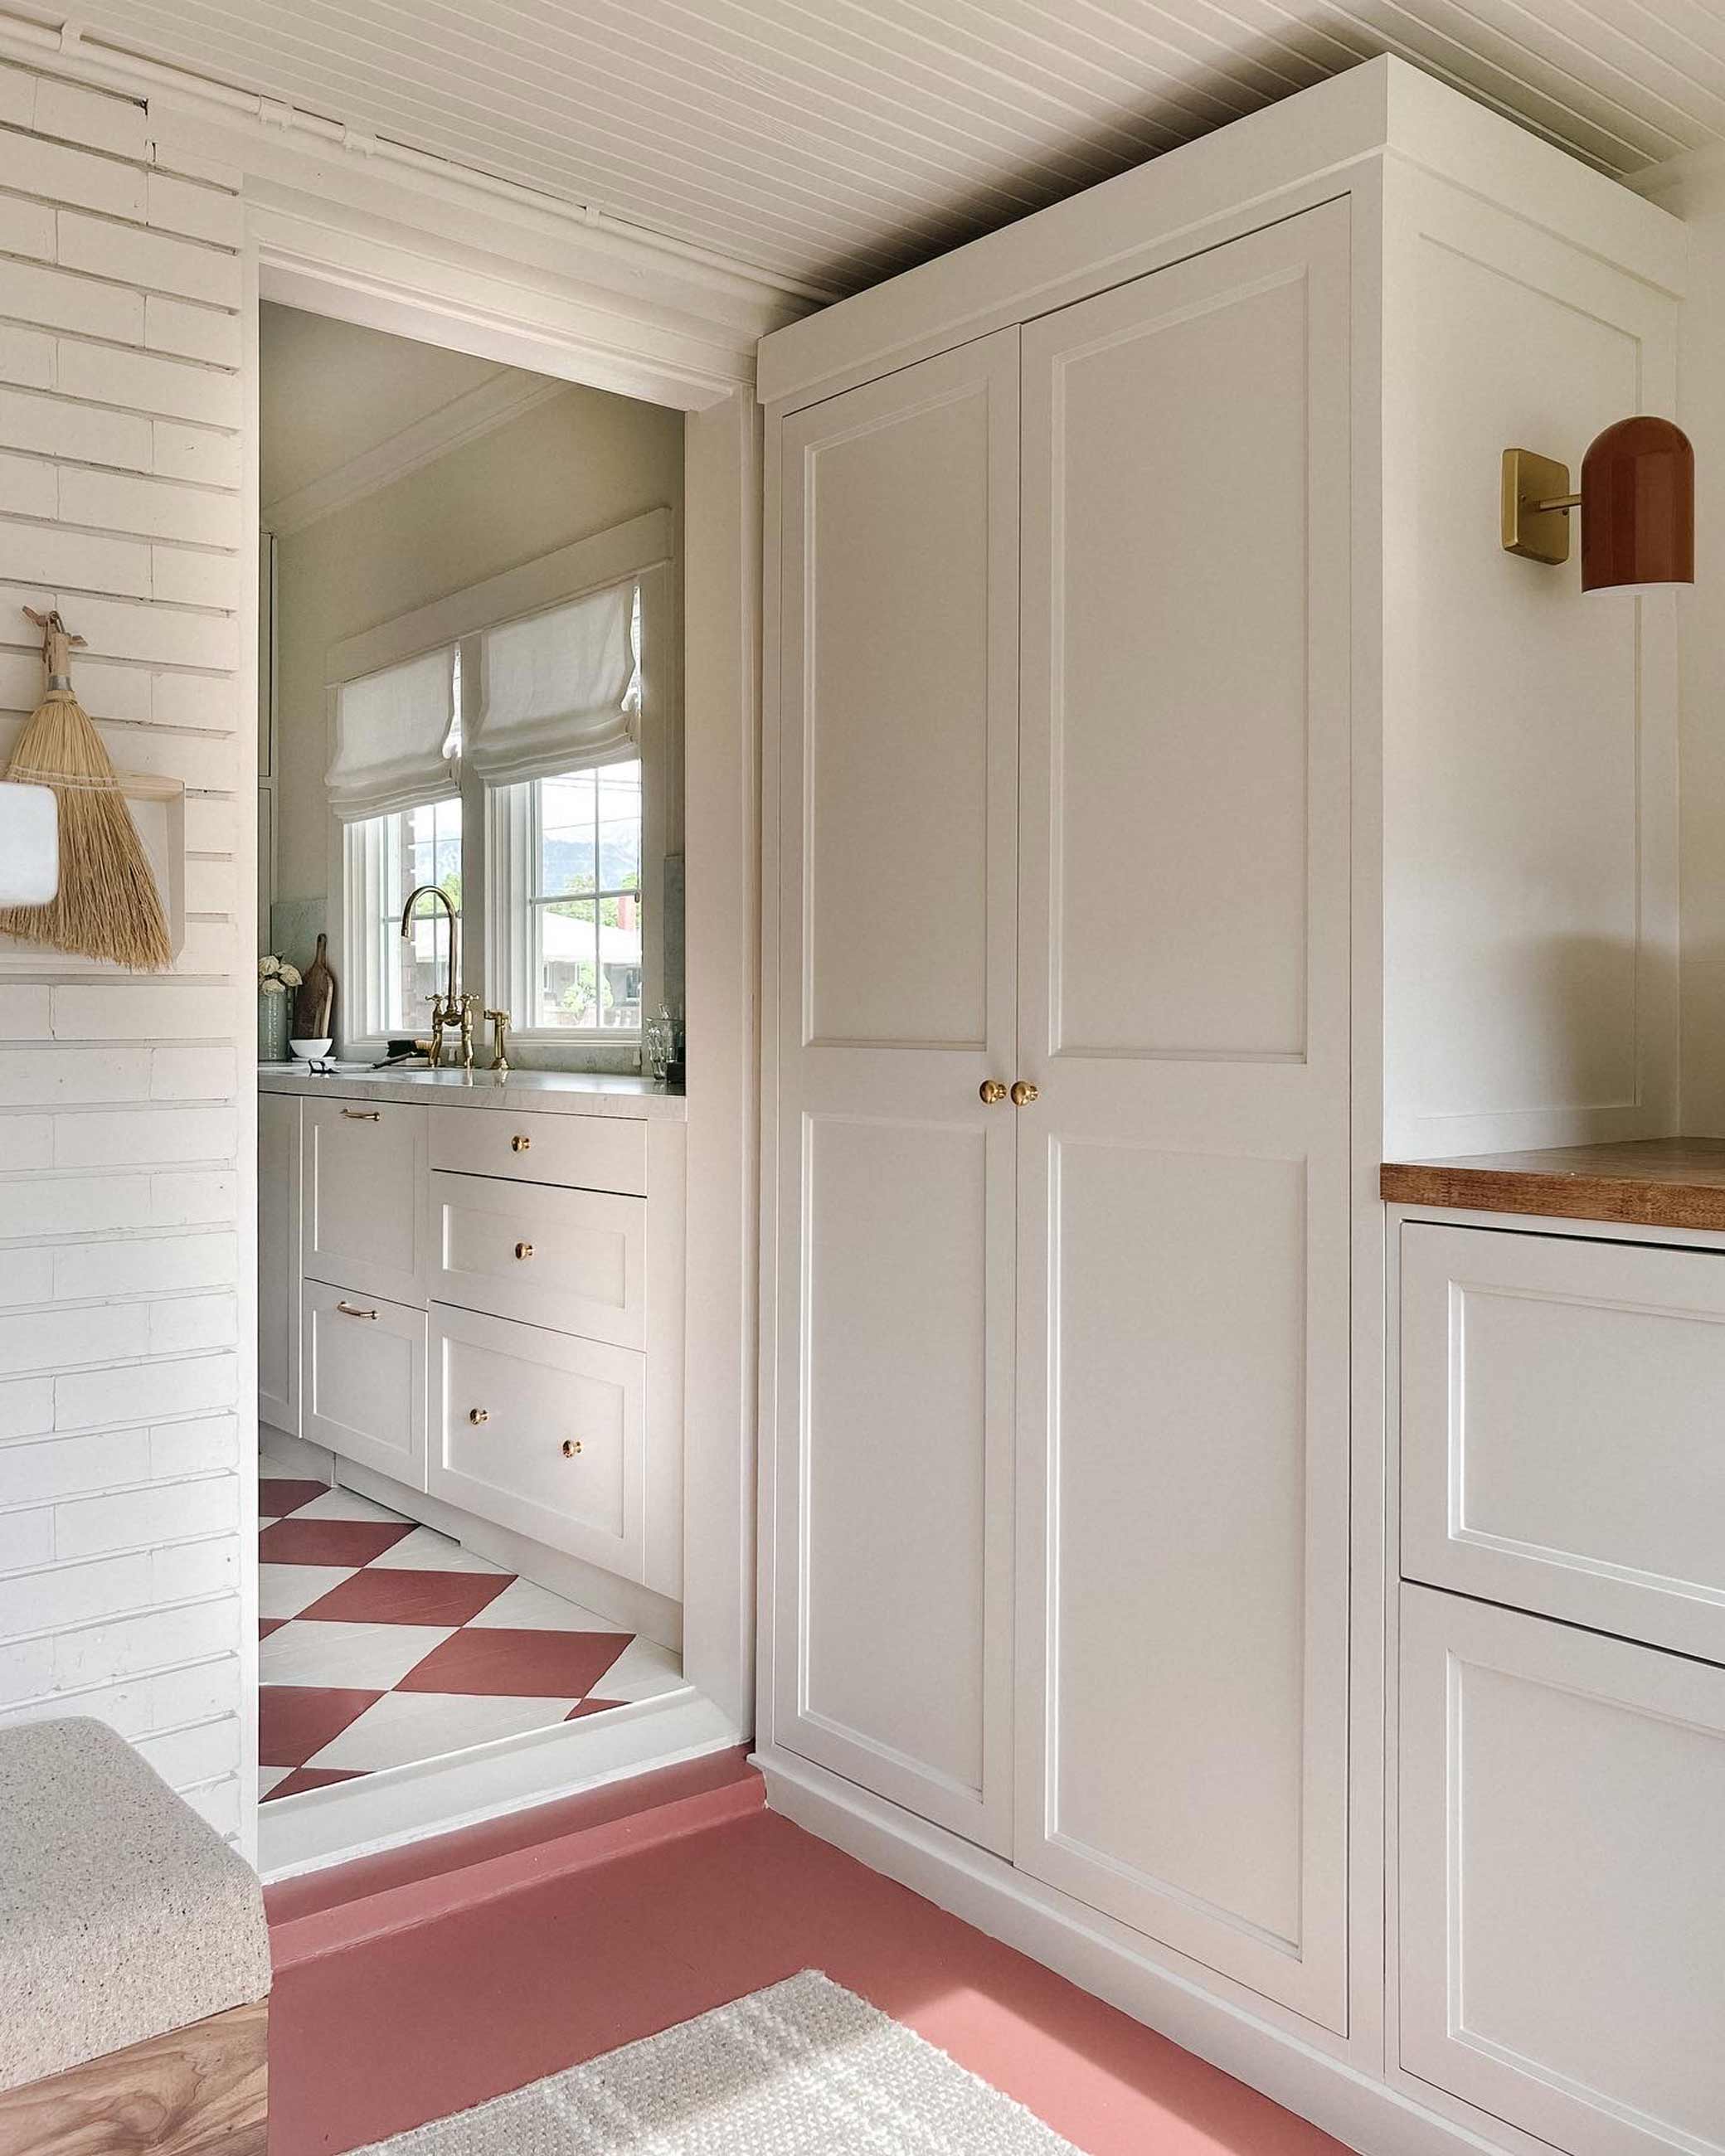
top-left (336, 1301), bottom-right (377, 1320)
top-left (515, 1241), bottom-right (534, 1261)
top-left (511, 1133), bottom-right (531, 1153)
top-left (340, 1108), bottom-right (381, 1121)
top-left (469, 1407), bottom-right (489, 1425)
top-left (561, 1438), bottom-right (582, 1458)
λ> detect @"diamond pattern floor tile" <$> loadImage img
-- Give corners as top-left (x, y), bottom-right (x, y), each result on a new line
top-left (260, 1684), bottom-right (385, 1770)
top-left (297, 1566), bottom-right (514, 1628)
top-left (260, 1517), bottom-right (417, 1567)
top-left (255, 1462), bottom-right (680, 1804)
top-left (305, 1688), bottom-right (586, 1773)
top-left (393, 1625), bottom-right (631, 1699)
top-left (261, 1618), bottom-right (458, 1691)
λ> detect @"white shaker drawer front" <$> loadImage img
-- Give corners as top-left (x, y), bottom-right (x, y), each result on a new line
top-left (302, 1281), bottom-right (428, 1491)
top-left (1399, 1585), bottom-right (1725, 2156)
top-left (429, 1106), bottom-right (646, 1197)
top-left (303, 1099), bottom-right (428, 1307)
top-left (430, 1173), bottom-right (645, 1348)
top-left (1402, 1222), bottom-right (1725, 1664)
top-left (428, 1304), bottom-right (643, 1579)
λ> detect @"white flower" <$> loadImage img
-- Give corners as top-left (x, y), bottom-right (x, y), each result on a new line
top-left (258, 954), bottom-right (302, 993)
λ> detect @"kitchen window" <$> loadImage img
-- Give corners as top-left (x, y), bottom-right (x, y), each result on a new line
top-left (329, 516), bottom-right (671, 1060)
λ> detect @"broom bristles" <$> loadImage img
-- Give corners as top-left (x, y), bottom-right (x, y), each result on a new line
top-left (0, 692), bottom-right (172, 971)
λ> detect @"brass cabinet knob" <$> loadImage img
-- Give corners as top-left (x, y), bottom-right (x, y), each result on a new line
top-left (979, 1079), bottom-right (1008, 1105)
top-left (515, 1241), bottom-right (534, 1260)
top-left (511, 1133), bottom-right (531, 1153)
top-left (561, 1438), bottom-right (582, 1458)
top-left (468, 1407), bottom-right (489, 1425)
top-left (1010, 1080), bottom-right (1039, 1106)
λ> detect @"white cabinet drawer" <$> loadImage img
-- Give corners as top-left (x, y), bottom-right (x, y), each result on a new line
top-left (429, 1106), bottom-right (646, 1197)
top-left (430, 1172), bottom-right (644, 1348)
top-left (1399, 1585), bottom-right (1725, 2156)
top-left (428, 1304), bottom-right (643, 1580)
top-left (302, 1280), bottom-right (427, 1491)
top-left (303, 1099), bottom-right (427, 1307)
top-left (1402, 1222), bottom-right (1725, 1663)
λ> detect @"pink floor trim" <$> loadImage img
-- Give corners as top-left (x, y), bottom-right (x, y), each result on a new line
top-left (266, 1771), bottom-right (1351, 2156)
top-left (266, 1749), bottom-right (764, 1971)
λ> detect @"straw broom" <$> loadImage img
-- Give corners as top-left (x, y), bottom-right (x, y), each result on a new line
top-left (0, 608), bottom-right (171, 970)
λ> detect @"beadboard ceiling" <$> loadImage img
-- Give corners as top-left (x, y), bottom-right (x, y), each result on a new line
top-left (41, 2), bottom-right (1725, 294)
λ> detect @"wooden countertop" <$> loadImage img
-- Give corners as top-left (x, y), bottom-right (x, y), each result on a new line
top-left (1381, 1139), bottom-right (1725, 1233)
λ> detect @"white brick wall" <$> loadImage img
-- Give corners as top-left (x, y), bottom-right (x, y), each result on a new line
top-left (0, 58), bottom-right (250, 1843)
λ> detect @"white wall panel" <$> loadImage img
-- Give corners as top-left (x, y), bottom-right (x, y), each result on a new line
top-left (0, 52), bottom-right (250, 1847)
top-left (1381, 168), bottom-right (1679, 1157)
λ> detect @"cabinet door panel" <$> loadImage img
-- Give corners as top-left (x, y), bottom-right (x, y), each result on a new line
top-left (1402, 1221), bottom-right (1725, 1662)
top-left (773, 331), bottom-right (1018, 1852)
top-left (1400, 1585), bottom-right (1725, 2156)
top-left (430, 1304), bottom-right (644, 1581)
top-left (258, 1092), bottom-right (300, 1435)
top-left (430, 1171), bottom-right (645, 1348)
top-left (302, 1280), bottom-right (427, 1489)
top-left (303, 1099), bottom-right (427, 1307)
top-left (1016, 201), bottom-right (1352, 2027)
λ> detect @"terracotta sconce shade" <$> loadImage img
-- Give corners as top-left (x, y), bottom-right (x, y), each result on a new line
top-left (1580, 415), bottom-right (1694, 592)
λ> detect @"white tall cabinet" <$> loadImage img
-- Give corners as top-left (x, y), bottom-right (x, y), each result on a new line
top-left (760, 53), bottom-right (1687, 2156)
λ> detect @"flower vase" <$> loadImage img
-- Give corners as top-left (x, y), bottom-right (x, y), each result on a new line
top-left (258, 989), bottom-right (289, 1064)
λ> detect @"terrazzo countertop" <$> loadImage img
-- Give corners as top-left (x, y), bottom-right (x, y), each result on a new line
top-left (257, 1062), bottom-right (688, 1122)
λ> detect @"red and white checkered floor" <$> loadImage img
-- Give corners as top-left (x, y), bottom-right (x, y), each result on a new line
top-left (257, 1455), bottom-right (682, 1801)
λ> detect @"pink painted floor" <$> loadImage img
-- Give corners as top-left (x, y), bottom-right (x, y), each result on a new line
top-left (267, 1773), bottom-right (1351, 2156)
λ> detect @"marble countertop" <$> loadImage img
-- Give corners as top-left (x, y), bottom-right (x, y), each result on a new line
top-left (257, 1061), bottom-right (688, 1122)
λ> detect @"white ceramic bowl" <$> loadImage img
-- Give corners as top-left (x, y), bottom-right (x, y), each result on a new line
top-left (289, 1037), bottom-right (333, 1061)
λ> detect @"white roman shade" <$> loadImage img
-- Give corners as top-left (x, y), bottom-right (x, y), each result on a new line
top-left (326, 647), bottom-right (458, 822)
top-left (469, 576), bottom-right (639, 789)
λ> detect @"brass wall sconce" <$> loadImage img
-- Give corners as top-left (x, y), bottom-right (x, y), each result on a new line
top-left (1501, 417), bottom-right (1694, 591)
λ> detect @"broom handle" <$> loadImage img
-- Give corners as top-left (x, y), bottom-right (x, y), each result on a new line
top-left (22, 606), bottom-right (87, 691)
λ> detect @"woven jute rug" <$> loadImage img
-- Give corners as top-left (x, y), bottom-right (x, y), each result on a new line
top-left (357, 1969), bottom-right (1084, 2154)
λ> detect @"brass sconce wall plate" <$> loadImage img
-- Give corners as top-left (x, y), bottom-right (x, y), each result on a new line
top-left (1502, 448), bottom-right (1574, 566)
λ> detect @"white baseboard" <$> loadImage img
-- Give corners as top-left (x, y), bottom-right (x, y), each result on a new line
top-left (754, 1748), bottom-right (1514, 2156)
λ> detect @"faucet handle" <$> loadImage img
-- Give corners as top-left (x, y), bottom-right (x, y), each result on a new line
top-left (484, 1008), bottom-right (511, 1075)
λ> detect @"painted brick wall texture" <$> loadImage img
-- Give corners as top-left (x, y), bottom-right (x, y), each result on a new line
top-left (0, 57), bottom-right (247, 1843)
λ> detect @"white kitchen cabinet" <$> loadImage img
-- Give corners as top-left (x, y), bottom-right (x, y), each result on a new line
top-left (429, 1103), bottom-right (646, 1197)
top-left (302, 1098), bottom-right (428, 1308)
top-left (429, 1302), bottom-right (644, 1581)
top-left (1402, 1223), bottom-right (1725, 1664)
top-left (769, 328), bottom-right (1020, 1854)
top-left (760, 49), bottom-right (1685, 2141)
top-left (430, 1171), bottom-right (645, 1348)
top-left (1011, 202), bottom-right (1353, 2029)
top-left (258, 1090), bottom-right (300, 1435)
top-left (1398, 1585), bottom-right (1725, 2156)
top-left (302, 1278), bottom-right (428, 1489)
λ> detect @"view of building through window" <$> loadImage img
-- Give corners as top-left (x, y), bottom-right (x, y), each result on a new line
top-left (385, 797), bottom-right (462, 1033)
top-left (527, 760), bottom-right (644, 1030)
